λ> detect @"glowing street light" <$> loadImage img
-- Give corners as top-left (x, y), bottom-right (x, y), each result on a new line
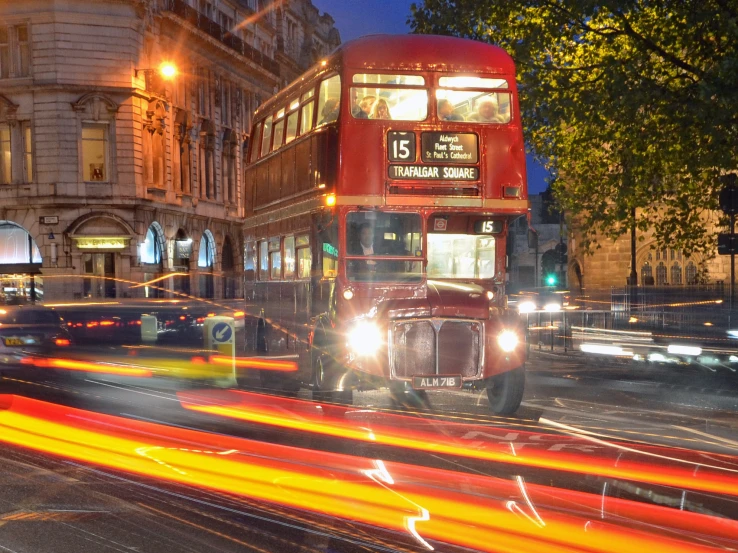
top-left (159, 62), bottom-right (177, 79)
top-left (135, 62), bottom-right (178, 80)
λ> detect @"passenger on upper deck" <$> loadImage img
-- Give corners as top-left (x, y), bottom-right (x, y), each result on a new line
top-left (351, 95), bottom-right (376, 119)
top-left (370, 98), bottom-right (392, 120)
top-left (438, 99), bottom-right (463, 121)
top-left (319, 98), bottom-right (339, 125)
top-left (468, 97), bottom-right (506, 123)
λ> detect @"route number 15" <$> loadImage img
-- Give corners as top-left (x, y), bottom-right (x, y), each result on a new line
top-left (388, 131), bottom-right (416, 162)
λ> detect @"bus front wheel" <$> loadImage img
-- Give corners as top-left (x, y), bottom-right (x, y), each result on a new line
top-left (311, 349), bottom-right (353, 405)
top-left (486, 366), bottom-right (525, 415)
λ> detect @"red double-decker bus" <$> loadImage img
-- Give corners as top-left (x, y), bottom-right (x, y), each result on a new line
top-left (243, 34), bottom-right (529, 413)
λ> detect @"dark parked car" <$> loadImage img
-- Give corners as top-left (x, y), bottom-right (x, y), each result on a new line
top-left (0, 306), bottom-right (72, 377)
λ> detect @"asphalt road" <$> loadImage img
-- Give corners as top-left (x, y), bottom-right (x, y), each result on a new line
top-left (1, 351), bottom-right (737, 552)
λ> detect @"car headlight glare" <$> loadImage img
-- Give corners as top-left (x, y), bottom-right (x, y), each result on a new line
top-left (348, 321), bottom-right (382, 357)
top-left (518, 300), bottom-right (536, 314)
top-left (497, 330), bottom-right (519, 352)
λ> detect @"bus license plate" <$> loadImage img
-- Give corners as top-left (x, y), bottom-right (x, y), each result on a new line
top-left (412, 375), bottom-right (462, 389)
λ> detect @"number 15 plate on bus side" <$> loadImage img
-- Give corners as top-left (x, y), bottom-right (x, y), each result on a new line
top-left (412, 375), bottom-right (462, 389)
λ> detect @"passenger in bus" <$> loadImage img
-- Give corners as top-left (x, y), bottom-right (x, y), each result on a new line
top-left (351, 95), bottom-right (376, 119)
top-left (319, 98), bottom-right (339, 125)
top-left (370, 98), bottom-right (392, 120)
top-left (438, 98), bottom-right (463, 121)
top-left (468, 97), bottom-right (506, 123)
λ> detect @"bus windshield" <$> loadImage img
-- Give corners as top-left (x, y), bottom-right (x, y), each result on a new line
top-left (427, 234), bottom-right (496, 279)
top-left (345, 211), bottom-right (422, 282)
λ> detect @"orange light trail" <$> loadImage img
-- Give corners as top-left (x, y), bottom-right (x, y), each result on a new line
top-left (21, 357), bottom-right (152, 378)
top-left (129, 272), bottom-right (189, 289)
top-left (210, 355), bottom-right (298, 372)
top-left (178, 390), bottom-right (738, 499)
top-left (0, 395), bottom-right (733, 552)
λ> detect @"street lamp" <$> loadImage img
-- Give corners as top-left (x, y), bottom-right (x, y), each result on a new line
top-left (135, 62), bottom-right (178, 80)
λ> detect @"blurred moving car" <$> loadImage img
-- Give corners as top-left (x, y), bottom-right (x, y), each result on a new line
top-left (508, 288), bottom-right (568, 314)
top-left (0, 306), bottom-right (72, 375)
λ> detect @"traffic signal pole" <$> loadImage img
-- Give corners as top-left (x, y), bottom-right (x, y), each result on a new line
top-left (730, 212), bottom-right (735, 317)
top-left (718, 174), bottom-right (738, 318)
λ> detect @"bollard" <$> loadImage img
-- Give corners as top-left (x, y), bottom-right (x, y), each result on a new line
top-left (203, 316), bottom-right (237, 387)
top-left (141, 314), bottom-right (158, 343)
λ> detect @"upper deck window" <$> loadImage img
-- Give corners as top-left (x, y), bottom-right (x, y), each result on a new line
top-left (300, 101), bottom-right (314, 135)
top-left (352, 74), bottom-right (425, 86)
top-left (271, 117), bottom-right (285, 152)
top-left (439, 76), bottom-right (508, 89)
top-left (436, 90), bottom-right (511, 124)
top-left (285, 109), bottom-right (299, 144)
top-left (317, 74), bottom-right (341, 126)
top-left (260, 116), bottom-right (273, 157)
top-left (249, 122), bottom-right (261, 162)
top-left (350, 87), bottom-right (428, 121)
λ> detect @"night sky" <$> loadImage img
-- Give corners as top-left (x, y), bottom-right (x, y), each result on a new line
top-left (312, 0), bottom-right (550, 193)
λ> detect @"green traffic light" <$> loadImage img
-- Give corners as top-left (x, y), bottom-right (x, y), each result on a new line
top-left (546, 275), bottom-right (557, 286)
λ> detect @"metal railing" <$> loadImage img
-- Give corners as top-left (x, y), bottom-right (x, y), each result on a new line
top-left (523, 285), bottom-right (738, 356)
top-left (164, 0), bottom-right (280, 76)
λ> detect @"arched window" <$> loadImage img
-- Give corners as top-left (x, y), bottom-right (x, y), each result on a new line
top-left (641, 261), bottom-right (652, 285)
top-left (198, 230), bottom-right (215, 268)
top-left (656, 262), bottom-right (667, 285)
top-left (0, 221), bottom-right (41, 264)
top-left (670, 262), bottom-right (682, 285)
top-left (140, 223), bottom-right (165, 298)
top-left (140, 224), bottom-right (163, 265)
top-left (686, 261), bottom-right (698, 285)
top-left (198, 230), bottom-right (216, 299)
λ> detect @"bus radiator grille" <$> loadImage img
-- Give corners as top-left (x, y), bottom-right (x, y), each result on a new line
top-left (390, 319), bottom-right (482, 379)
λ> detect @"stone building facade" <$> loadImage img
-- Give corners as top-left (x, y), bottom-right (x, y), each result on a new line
top-left (0, 0), bottom-right (338, 302)
top-left (567, 211), bottom-right (727, 293)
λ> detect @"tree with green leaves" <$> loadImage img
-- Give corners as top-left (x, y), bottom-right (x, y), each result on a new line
top-left (409, 0), bottom-right (738, 256)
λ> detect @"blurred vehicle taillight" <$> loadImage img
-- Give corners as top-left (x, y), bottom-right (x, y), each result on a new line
top-left (55, 338), bottom-right (71, 346)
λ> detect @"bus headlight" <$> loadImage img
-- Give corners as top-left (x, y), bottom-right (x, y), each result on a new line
top-left (348, 321), bottom-right (382, 357)
top-left (497, 330), bottom-right (519, 352)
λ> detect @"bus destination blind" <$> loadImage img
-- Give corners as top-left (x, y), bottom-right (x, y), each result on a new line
top-left (388, 165), bottom-right (479, 180)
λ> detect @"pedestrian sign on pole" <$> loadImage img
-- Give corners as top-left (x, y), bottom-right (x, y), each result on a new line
top-left (212, 322), bottom-right (233, 343)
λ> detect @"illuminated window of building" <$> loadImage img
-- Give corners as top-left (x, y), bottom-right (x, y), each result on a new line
top-left (81, 123), bottom-right (109, 183)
